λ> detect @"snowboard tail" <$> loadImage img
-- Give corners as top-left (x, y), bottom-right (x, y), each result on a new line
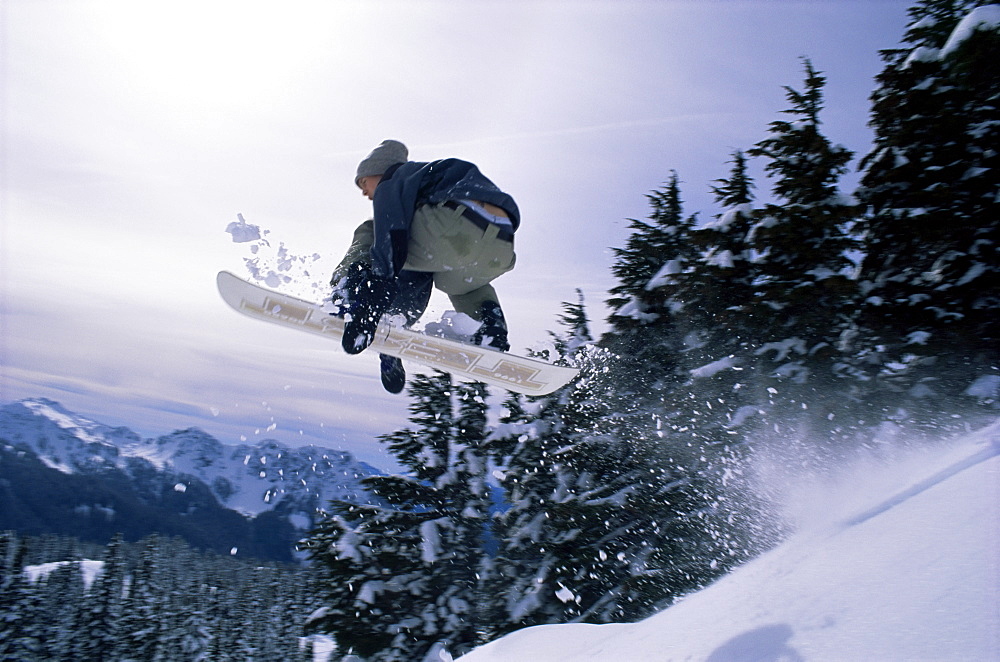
top-left (216, 271), bottom-right (578, 396)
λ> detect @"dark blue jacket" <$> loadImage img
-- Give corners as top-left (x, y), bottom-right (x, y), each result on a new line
top-left (369, 158), bottom-right (520, 277)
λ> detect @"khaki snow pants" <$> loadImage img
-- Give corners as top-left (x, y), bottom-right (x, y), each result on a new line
top-left (335, 202), bottom-right (516, 318)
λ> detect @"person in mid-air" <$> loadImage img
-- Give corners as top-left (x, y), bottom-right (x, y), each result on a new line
top-left (329, 140), bottom-right (519, 394)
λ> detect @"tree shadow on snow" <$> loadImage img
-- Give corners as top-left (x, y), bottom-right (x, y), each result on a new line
top-left (706, 623), bottom-right (803, 662)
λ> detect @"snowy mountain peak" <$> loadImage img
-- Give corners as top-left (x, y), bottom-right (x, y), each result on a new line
top-left (15, 396), bottom-right (141, 447)
top-left (129, 427), bottom-right (226, 471)
top-left (0, 397), bottom-right (132, 472)
top-left (0, 398), bottom-right (381, 518)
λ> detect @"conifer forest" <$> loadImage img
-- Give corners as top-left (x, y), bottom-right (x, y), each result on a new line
top-left (2, 2), bottom-right (997, 660)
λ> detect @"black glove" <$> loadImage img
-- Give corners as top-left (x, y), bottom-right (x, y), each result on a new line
top-left (327, 267), bottom-right (355, 319)
top-left (336, 262), bottom-right (398, 355)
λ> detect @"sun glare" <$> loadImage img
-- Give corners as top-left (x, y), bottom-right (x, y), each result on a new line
top-left (87, 2), bottom-right (358, 116)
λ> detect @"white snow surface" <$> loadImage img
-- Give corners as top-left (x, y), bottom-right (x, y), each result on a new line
top-left (460, 421), bottom-right (1000, 662)
top-left (24, 559), bottom-right (105, 591)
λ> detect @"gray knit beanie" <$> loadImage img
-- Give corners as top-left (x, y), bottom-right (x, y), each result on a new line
top-left (355, 140), bottom-right (408, 184)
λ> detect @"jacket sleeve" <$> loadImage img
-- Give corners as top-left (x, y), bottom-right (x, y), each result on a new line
top-left (330, 220), bottom-right (374, 285)
top-left (369, 162), bottom-right (427, 278)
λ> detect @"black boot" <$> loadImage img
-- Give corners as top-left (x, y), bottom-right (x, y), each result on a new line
top-left (380, 354), bottom-right (406, 394)
top-left (338, 263), bottom-right (398, 355)
top-left (472, 301), bottom-right (510, 351)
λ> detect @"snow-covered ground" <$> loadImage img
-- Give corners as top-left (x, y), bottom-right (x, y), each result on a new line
top-left (24, 559), bottom-right (106, 591)
top-left (460, 420), bottom-right (999, 661)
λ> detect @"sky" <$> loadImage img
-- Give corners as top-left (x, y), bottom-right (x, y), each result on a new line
top-left (1, 0), bottom-right (914, 468)
top-left (460, 422), bottom-right (999, 661)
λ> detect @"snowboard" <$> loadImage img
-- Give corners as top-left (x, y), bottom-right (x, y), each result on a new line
top-left (216, 271), bottom-right (579, 396)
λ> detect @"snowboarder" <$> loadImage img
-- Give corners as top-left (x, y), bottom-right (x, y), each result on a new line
top-left (329, 140), bottom-right (520, 393)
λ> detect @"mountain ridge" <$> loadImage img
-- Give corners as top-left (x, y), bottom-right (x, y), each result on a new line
top-left (0, 397), bottom-right (386, 561)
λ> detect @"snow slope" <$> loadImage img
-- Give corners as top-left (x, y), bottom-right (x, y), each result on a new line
top-left (460, 421), bottom-right (999, 662)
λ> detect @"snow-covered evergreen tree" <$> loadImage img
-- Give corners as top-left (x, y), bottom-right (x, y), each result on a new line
top-left (547, 289), bottom-right (593, 361)
top-left (685, 151), bottom-right (757, 343)
top-left (491, 292), bottom-right (729, 625)
top-left (485, 297), bottom-right (606, 630)
top-left (854, 0), bottom-right (1000, 423)
top-left (304, 476), bottom-right (426, 659)
top-left (177, 581), bottom-right (213, 661)
top-left (305, 373), bottom-right (493, 661)
top-left (0, 535), bottom-right (43, 660)
top-left (1, 533), bottom-right (307, 661)
top-left (0, 532), bottom-right (17, 657)
top-left (597, 167), bottom-right (779, 621)
top-left (37, 560), bottom-right (86, 660)
top-left (745, 59), bottom-right (862, 428)
top-left (478, 391), bottom-right (549, 635)
top-left (656, 150), bottom-right (766, 436)
top-left (118, 535), bottom-right (162, 661)
top-left (497, 356), bottom-right (601, 623)
top-left (607, 172), bottom-right (688, 320)
top-left (79, 534), bottom-right (127, 661)
top-left (606, 174), bottom-right (700, 394)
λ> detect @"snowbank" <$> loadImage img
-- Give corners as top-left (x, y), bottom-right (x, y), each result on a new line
top-left (460, 421), bottom-right (1000, 661)
top-left (25, 559), bottom-right (105, 590)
